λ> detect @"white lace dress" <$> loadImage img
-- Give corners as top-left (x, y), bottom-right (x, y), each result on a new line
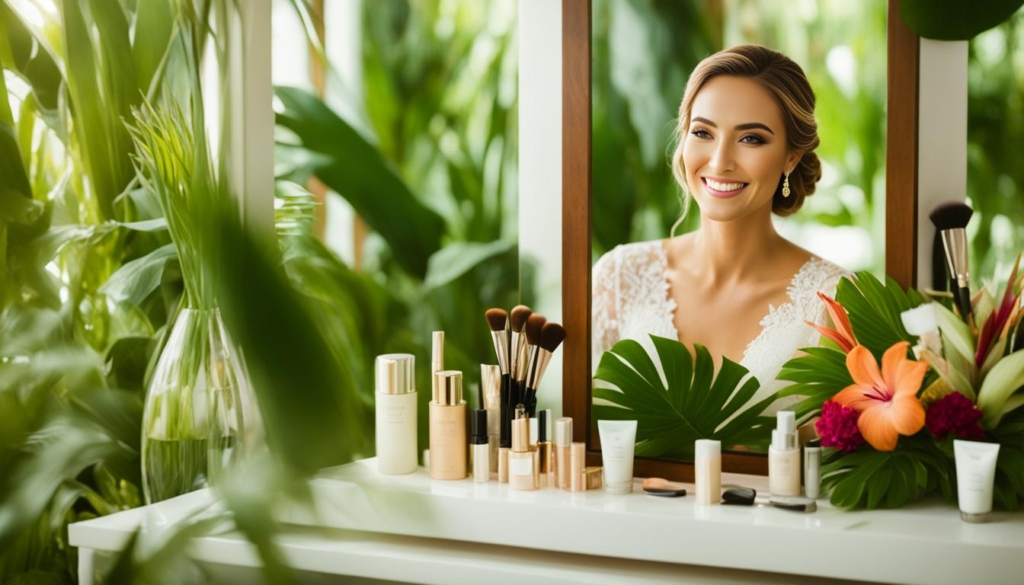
top-left (592, 240), bottom-right (849, 412)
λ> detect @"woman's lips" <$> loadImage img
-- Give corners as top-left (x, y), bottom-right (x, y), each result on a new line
top-left (701, 177), bottom-right (747, 198)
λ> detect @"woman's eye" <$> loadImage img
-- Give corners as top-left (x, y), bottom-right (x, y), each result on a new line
top-left (740, 134), bottom-right (766, 145)
top-left (690, 129), bottom-right (711, 139)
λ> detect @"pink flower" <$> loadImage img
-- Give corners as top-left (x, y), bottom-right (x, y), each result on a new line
top-left (816, 400), bottom-right (867, 452)
top-left (926, 392), bottom-right (984, 440)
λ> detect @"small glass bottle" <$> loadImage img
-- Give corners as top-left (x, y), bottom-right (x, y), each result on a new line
top-left (769, 411), bottom-right (801, 496)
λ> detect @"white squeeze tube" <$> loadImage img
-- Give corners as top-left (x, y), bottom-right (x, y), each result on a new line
top-left (597, 420), bottom-right (637, 493)
top-left (954, 440), bottom-right (1000, 523)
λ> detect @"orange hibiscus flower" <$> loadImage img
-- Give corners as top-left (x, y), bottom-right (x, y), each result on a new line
top-left (833, 342), bottom-right (927, 451)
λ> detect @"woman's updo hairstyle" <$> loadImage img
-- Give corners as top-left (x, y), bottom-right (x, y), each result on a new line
top-left (670, 44), bottom-right (822, 217)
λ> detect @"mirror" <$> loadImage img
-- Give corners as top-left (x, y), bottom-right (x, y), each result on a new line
top-left (561, 0), bottom-right (921, 477)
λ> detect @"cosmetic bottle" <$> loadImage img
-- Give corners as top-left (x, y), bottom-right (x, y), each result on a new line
top-left (769, 411), bottom-right (800, 496)
top-left (570, 442), bottom-right (586, 492)
top-left (537, 410), bottom-right (553, 487)
top-left (695, 439), bottom-right (721, 504)
top-left (481, 365), bottom-right (501, 473)
top-left (471, 409), bottom-right (489, 483)
top-left (429, 370), bottom-right (467, 480)
top-left (804, 438), bottom-right (821, 499)
top-left (374, 354), bottom-right (418, 475)
top-left (509, 406), bottom-right (537, 491)
top-left (555, 417), bottom-right (573, 490)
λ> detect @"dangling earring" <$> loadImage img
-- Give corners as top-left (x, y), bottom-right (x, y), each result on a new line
top-left (782, 171), bottom-right (791, 198)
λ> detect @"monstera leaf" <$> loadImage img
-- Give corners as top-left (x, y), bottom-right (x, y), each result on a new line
top-left (592, 335), bottom-right (778, 460)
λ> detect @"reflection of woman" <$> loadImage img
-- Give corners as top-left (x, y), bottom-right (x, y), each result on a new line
top-left (593, 45), bottom-right (847, 409)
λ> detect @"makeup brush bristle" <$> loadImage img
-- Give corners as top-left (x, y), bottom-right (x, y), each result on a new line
top-left (525, 314), bottom-right (546, 345)
top-left (929, 201), bottom-right (973, 230)
top-left (510, 305), bottom-right (532, 333)
top-left (539, 322), bottom-right (566, 353)
top-left (485, 308), bottom-right (508, 332)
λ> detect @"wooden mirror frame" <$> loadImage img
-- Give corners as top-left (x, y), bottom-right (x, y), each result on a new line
top-left (562, 0), bottom-right (920, 480)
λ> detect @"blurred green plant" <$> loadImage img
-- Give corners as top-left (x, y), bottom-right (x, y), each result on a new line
top-left (3, 0), bottom-right (526, 580)
top-left (967, 6), bottom-right (1024, 287)
top-left (0, 0), bottom-right (182, 579)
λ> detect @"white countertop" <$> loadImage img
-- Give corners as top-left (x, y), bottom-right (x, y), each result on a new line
top-left (69, 458), bottom-right (1024, 584)
top-left (288, 459), bottom-right (1024, 585)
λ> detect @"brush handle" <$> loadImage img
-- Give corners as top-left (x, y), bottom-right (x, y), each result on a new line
top-left (932, 233), bottom-right (948, 291)
top-left (499, 374), bottom-right (511, 449)
top-left (954, 285), bottom-right (973, 324)
top-left (524, 387), bottom-right (537, 418)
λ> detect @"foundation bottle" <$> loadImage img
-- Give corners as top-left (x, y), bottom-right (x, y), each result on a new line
top-left (374, 354), bottom-right (418, 475)
top-left (509, 406), bottom-right (537, 491)
top-left (429, 370), bottom-right (467, 480)
top-left (555, 417), bottom-right (573, 490)
top-left (769, 410), bottom-right (801, 496)
top-left (695, 439), bottom-right (721, 505)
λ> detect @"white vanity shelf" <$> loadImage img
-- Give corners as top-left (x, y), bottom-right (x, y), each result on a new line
top-left (70, 457), bottom-right (1024, 584)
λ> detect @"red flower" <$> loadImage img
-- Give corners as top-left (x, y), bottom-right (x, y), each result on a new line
top-left (816, 400), bottom-right (866, 452)
top-left (926, 392), bottom-right (984, 440)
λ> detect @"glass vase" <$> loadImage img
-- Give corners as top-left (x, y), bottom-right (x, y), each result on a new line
top-left (141, 307), bottom-right (255, 504)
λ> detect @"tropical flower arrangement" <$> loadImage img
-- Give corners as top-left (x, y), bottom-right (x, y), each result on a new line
top-left (780, 259), bottom-right (1024, 509)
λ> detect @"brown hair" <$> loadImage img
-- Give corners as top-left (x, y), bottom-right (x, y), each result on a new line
top-left (670, 44), bottom-right (821, 218)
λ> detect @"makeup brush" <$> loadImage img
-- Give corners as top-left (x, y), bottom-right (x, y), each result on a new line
top-left (524, 319), bottom-right (566, 417)
top-left (521, 313), bottom-right (547, 400)
top-left (509, 305), bottom-right (532, 388)
top-left (485, 308), bottom-right (511, 448)
top-left (929, 201), bottom-right (974, 323)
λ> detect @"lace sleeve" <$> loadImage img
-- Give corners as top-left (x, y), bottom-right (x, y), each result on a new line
top-left (592, 247), bottom-right (621, 369)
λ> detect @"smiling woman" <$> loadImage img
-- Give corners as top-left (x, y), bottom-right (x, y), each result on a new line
top-left (592, 46), bottom-right (848, 419)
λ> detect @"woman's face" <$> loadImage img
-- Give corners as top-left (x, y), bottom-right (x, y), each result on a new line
top-left (682, 75), bottom-right (801, 223)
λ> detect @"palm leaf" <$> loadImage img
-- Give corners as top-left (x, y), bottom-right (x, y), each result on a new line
top-left (592, 335), bottom-right (777, 459)
top-left (836, 271), bottom-right (924, 362)
top-left (822, 435), bottom-right (954, 509)
top-left (777, 347), bottom-right (854, 419)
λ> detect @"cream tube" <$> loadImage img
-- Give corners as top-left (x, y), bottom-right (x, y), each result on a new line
top-left (954, 440), bottom-right (1000, 523)
top-left (597, 420), bottom-right (637, 494)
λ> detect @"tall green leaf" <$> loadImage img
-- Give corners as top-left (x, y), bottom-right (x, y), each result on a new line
top-left (592, 335), bottom-right (777, 459)
top-left (274, 85), bottom-right (445, 279)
